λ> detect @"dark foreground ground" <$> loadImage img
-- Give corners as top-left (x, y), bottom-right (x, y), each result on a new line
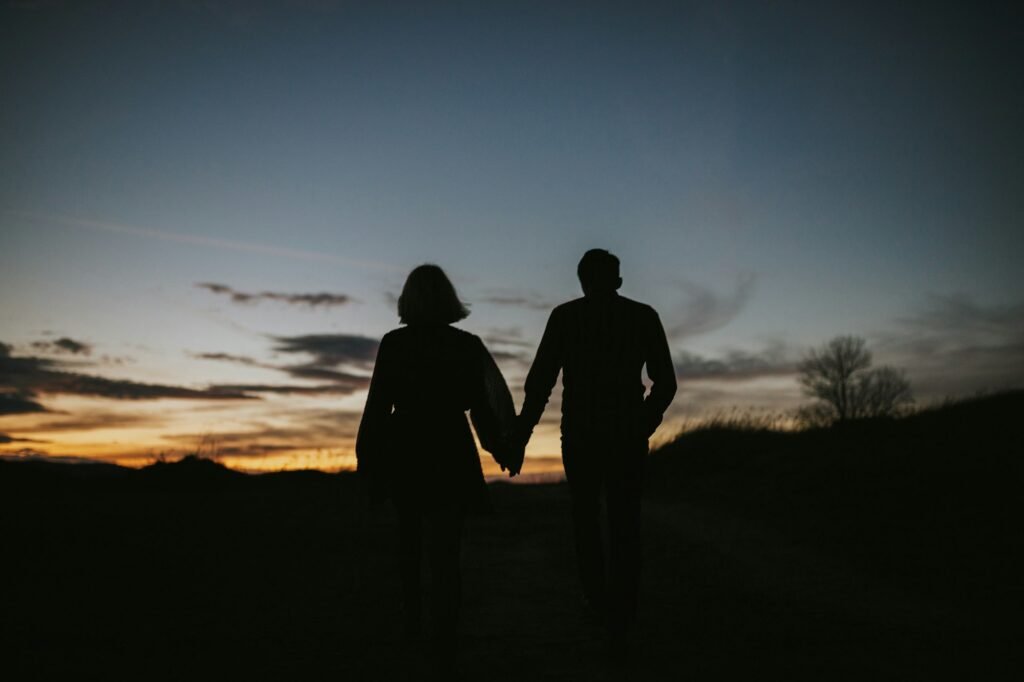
top-left (2, 392), bottom-right (1022, 680)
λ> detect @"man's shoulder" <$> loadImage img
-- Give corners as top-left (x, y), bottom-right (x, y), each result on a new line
top-left (552, 295), bottom-right (659, 316)
top-left (549, 298), bottom-right (595, 326)
top-left (616, 295), bottom-right (653, 311)
top-left (612, 295), bottom-right (661, 324)
top-left (552, 298), bottom-right (586, 314)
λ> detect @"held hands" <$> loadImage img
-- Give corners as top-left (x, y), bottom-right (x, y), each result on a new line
top-left (499, 434), bottom-right (525, 478)
top-left (498, 415), bottom-right (531, 478)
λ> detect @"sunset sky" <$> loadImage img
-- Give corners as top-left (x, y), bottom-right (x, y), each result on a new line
top-left (2, 1), bottom-right (1021, 472)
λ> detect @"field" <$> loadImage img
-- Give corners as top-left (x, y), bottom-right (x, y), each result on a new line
top-left (2, 392), bottom-right (1021, 680)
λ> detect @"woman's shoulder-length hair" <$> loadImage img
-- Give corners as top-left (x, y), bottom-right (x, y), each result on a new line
top-left (398, 264), bottom-right (470, 325)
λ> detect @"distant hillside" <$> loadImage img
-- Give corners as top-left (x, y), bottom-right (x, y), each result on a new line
top-left (652, 389), bottom-right (1022, 475)
top-left (0, 453), bottom-right (359, 495)
top-left (646, 390), bottom-right (1023, 619)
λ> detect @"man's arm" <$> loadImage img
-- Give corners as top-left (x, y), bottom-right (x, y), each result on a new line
top-left (641, 309), bottom-right (677, 437)
top-left (518, 308), bottom-right (564, 438)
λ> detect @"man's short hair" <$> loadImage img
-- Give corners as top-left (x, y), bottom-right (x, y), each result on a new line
top-left (577, 249), bottom-right (621, 294)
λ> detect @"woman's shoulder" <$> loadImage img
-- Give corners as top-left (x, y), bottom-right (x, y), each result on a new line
top-left (383, 324), bottom-right (483, 348)
top-left (378, 327), bottom-right (404, 347)
top-left (378, 327), bottom-right (418, 356)
top-left (447, 325), bottom-right (486, 347)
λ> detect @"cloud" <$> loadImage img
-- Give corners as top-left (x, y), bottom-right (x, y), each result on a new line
top-left (873, 294), bottom-right (1024, 398)
top-left (192, 335), bottom-right (377, 397)
top-left (196, 282), bottom-right (353, 307)
top-left (480, 327), bottom-right (534, 374)
top-left (31, 337), bottom-right (92, 355)
top-left (667, 275), bottom-right (755, 340)
top-left (490, 349), bottom-right (530, 364)
top-left (0, 391), bottom-right (49, 415)
top-left (674, 343), bottom-right (797, 382)
top-left (279, 365), bottom-right (370, 385)
top-left (665, 293), bottom-right (1024, 413)
top-left (1, 342), bottom-right (257, 408)
top-left (191, 352), bottom-right (263, 367)
top-left (483, 327), bottom-right (535, 349)
top-left (9, 210), bottom-right (394, 271)
top-left (478, 291), bottom-right (558, 311)
top-left (895, 293), bottom-right (1024, 342)
top-left (206, 382), bottom-right (367, 396)
top-left (272, 333), bottom-right (379, 368)
top-left (14, 411), bottom-right (159, 433)
top-left (0, 433), bottom-right (47, 444)
top-left (159, 409), bottom-right (363, 457)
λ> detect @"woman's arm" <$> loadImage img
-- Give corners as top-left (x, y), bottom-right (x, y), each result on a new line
top-left (356, 334), bottom-right (393, 481)
top-left (469, 338), bottom-right (519, 472)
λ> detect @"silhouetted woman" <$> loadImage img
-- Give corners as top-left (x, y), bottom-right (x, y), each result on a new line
top-left (356, 264), bottom-right (517, 676)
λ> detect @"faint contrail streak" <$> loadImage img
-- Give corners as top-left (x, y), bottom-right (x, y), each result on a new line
top-left (5, 210), bottom-right (398, 272)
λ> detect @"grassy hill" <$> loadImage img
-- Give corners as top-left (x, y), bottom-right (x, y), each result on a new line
top-left (1, 392), bottom-right (1020, 679)
top-left (637, 391), bottom-right (1022, 677)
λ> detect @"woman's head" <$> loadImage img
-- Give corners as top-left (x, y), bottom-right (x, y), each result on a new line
top-left (398, 264), bottom-right (469, 325)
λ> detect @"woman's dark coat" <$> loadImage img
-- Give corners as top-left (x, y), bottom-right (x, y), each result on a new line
top-left (355, 324), bottom-right (513, 512)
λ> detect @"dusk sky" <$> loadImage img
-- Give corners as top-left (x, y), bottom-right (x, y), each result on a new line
top-left (2, 1), bottom-right (1021, 472)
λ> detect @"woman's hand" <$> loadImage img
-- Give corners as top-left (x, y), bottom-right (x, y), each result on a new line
top-left (498, 431), bottom-right (526, 477)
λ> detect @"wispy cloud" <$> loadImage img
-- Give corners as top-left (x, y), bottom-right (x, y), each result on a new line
top-left (490, 349), bottom-right (530, 364)
top-left (13, 411), bottom-right (159, 433)
top-left (874, 293), bottom-right (1024, 397)
top-left (196, 282), bottom-right (354, 307)
top-left (477, 290), bottom-right (559, 311)
top-left (483, 326), bottom-right (535, 349)
top-left (674, 342), bottom-right (797, 382)
top-left (667, 275), bottom-right (755, 340)
top-left (666, 294), bottom-right (1024, 413)
top-left (191, 333), bottom-right (378, 397)
top-left (481, 326), bottom-right (534, 372)
top-left (1, 341), bottom-right (257, 409)
top-left (30, 337), bottom-right (92, 355)
top-left (896, 293), bottom-right (1024, 342)
top-left (206, 381), bottom-right (367, 396)
top-left (7, 210), bottom-right (396, 271)
top-left (272, 333), bottom-right (379, 368)
top-left (190, 352), bottom-right (264, 367)
top-left (0, 432), bottom-right (47, 444)
top-left (159, 409), bottom-right (363, 457)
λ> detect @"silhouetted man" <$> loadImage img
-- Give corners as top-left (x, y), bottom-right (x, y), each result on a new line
top-left (516, 248), bottom-right (677, 652)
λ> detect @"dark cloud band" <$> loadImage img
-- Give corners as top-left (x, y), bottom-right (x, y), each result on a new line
top-left (1, 342), bottom-right (257, 409)
top-left (31, 337), bottom-right (92, 355)
top-left (197, 282), bottom-right (352, 307)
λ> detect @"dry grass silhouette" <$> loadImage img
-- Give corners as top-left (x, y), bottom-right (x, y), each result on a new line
top-left (1, 391), bottom-right (1019, 679)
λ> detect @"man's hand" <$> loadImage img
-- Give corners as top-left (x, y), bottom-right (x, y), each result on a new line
top-left (502, 414), bottom-right (533, 477)
top-left (506, 445), bottom-right (524, 477)
top-left (501, 434), bottom-right (525, 477)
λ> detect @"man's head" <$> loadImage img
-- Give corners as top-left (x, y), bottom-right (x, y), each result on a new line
top-left (577, 249), bottom-right (622, 296)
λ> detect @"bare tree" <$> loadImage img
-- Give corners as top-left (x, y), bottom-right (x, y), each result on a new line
top-left (798, 336), bottom-right (871, 422)
top-left (798, 335), bottom-right (912, 425)
top-left (853, 365), bottom-right (914, 419)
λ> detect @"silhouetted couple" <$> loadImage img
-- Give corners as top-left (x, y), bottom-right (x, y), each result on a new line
top-left (356, 249), bottom-right (676, 676)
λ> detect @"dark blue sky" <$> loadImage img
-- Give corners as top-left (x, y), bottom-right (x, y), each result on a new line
top-left (1, 1), bottom-right (1021, 468)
